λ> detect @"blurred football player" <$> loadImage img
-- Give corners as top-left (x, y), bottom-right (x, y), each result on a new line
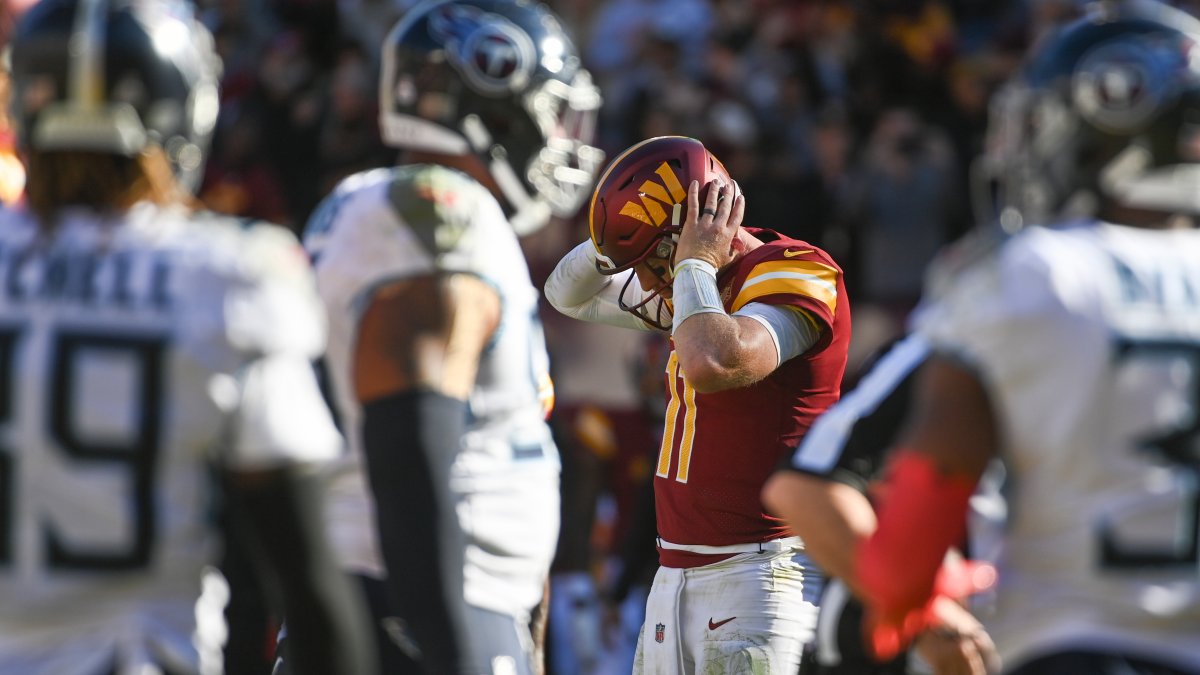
top-left (852, 1), bottom-right (1200, 673)
top-left (544, 135), bottom-right (851, 674)
top-left (0, 1), bottom-right (375, 674)
top-left (763, 328), bottom-right (1002, 675)
top-left (299, 0), bottom-right (603, 673)
top-left (0, 69), bottom-right (24, 206)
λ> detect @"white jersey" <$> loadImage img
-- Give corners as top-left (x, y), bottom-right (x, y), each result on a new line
top-left (914, 221), bottom-right (1200, 672)
top-left (0, 202), bottom-right (340, 675)
top-left (305, 164), bottom-right (560, 618)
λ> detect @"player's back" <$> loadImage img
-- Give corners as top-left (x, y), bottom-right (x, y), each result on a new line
top-left (918, 221), bottom-right (1200, 671)
top-left (0, 202), bottom-right (330, 674)
top-left (305, 163), bottom-right (559, 615)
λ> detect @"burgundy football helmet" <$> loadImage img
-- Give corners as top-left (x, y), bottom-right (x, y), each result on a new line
top-left (587, 135), bottom-right (735, 329)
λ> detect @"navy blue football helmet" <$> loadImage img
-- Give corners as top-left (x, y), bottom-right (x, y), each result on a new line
top-left (979, 0), bottom-right (1200, 227)
top-left (8, 0), bottom-right (221, 192)
top-left (379, 0), bottom-right (604, 234)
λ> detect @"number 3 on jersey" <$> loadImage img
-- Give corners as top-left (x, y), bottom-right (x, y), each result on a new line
top-left (0, 325), bottom-right (165, 571)
top-left (1100, 338), bottom-right (1200, 569)
top-left (657, 352), bottom-right (697, 483)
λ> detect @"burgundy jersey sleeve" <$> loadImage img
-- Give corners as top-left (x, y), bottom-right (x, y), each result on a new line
top-left (722, 236), bottom-right (843, 331)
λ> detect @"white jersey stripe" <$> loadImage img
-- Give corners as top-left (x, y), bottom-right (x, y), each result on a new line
top-left (789, 332), bottom-right (929, 474)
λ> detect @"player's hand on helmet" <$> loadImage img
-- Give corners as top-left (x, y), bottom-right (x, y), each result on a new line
top-left (913, 596), bottom-right (999, 675)
top-left (675, 179), bottom-right (745, 271)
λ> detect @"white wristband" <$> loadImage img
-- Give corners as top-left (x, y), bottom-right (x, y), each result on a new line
top-left (671, 258), bottom-right (725, 333)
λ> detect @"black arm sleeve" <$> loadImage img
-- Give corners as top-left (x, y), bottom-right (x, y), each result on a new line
top-left (224, 466), bottom-right (379, 675)
top-left (804, 579), bottom-right (910, 675)
top-left (361, 389), bottom-right (479, 675)
top-left (780, 333), bottom-right (930, 491)
top-left (219, 510), bottom-right (274, 675)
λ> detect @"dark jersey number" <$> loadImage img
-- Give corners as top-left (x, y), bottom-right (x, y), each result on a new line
top-left (0, 328), bottom-right (17, 565)
top-left (1100, 338), bottom-right (1200, 569)
top-left (0, 326), bottom-right (165, 570)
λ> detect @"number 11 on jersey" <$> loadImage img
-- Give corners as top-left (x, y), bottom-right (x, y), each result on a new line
top-left (657, 352), bottom-right (698, 483)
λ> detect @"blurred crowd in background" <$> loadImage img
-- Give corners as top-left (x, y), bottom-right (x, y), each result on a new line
top-left (191, 0), bottom-right (1086, 327)
top-left (4, 1), bottom-right (1199, 673)
top-left (3, 0), bottom-right (1104, 329)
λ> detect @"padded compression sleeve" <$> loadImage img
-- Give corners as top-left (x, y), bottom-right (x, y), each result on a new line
top-left (544, 240), bottom-right (655, 330)
top-left (734, 303), bottom-right (822, 367)
top-left (361, 389), bottom-right (479, 675)
top-left (856, 450), bottom-right (978, 659)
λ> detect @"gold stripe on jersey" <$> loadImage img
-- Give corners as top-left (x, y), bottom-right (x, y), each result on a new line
top-left (795, 307), bottom-right (821, 335)
top-left (731, 259), bottom-right (839, 314)
top-left (675, 378), bottom-right (698, 483)
top-left (657, 352), bottom-right (682, 478)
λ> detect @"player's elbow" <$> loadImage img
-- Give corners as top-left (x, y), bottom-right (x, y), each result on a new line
top-left (544, 292), bottom-right (573, 317)
top-left (675, 322), bottom-right (776, 392)
top-left (761, 472), bottom-right (812, 522)
top-left (761, 471), bottom-right (791, 516)
top-left (543, 280), bottom-right (571, 313)
top-left (761, 472), bottom-right (825, 532)
top-left (676, 351), bottom-right (746, 393)
top-left (544, 285), bottom-right (591, 323)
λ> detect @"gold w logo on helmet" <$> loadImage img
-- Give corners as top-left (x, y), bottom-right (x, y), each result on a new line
top-left (619, 162), bottom-right (687, 227)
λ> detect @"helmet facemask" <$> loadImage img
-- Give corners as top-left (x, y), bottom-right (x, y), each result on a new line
top-left (378, 0), bottom-right (604, 235)
top-left (478, 70), bottom-right (605, 234)
top-left (975, 81), bottom-right (1085, 231)
top-left (610, 236), bottom-right (677, 331)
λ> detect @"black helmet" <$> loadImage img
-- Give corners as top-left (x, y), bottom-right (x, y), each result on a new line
top-left (379, 0), bottom-right (604, 234)
top-left (9, 0), bottom-right (220, 192)
top-left (980, 0), bottom-right (1200, 227)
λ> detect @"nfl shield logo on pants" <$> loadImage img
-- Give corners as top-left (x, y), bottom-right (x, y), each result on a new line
top-left (654, 623), bottom-right (666, 643)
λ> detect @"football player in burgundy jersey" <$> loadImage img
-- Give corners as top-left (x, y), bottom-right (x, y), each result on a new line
top-left (545, 135), bottom-right (852, 674)
top-left (852, 2), bottom-right (1200, 674)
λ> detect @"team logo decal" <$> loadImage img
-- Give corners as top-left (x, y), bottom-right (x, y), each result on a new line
top-left (654, 622), bottom-right (666, 643)
top-left (620, 162), bottom-right (687, 228)
top-left (1073, 39), bottom-right (1177, 133)
top-left (428, 4), bottom-right (536, 95)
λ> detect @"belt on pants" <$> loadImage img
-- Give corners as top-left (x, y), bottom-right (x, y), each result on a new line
top-left (655, 536), bottom-right (804, 555)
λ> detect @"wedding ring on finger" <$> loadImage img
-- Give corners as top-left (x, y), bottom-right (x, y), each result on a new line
top-left (700, 207), bottom-right (717, 217)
